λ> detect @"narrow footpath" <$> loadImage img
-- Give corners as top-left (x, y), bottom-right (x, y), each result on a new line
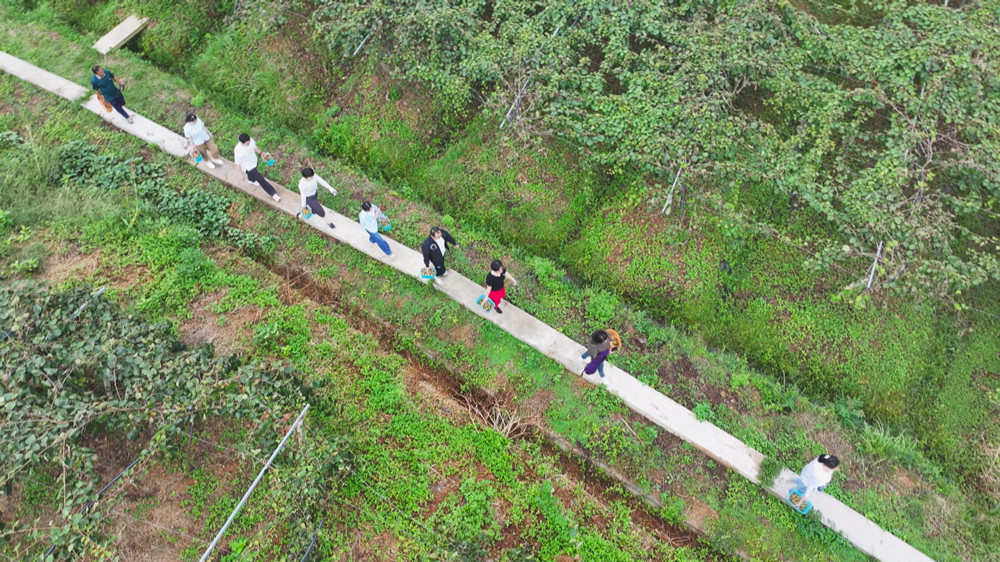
top-left (0, 51), bottom-right (934, 562)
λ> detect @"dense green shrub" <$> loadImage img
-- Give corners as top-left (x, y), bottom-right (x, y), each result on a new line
top-left (58, 140), bottom-right (273, 258)
top-left (188, 23), bottom-right (324, 130)
top-left (0, 281), bottom-right (305, 558)
top-left (47, 0), bottom-right (110, 30)
top-left (123, 0), bottom-right (234, 71)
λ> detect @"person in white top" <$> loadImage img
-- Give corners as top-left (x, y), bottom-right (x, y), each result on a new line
top-left (298, 167), bottom-right (338, 229)
top-left (359, 201), bottom-right (392, 256)
top-left (183, 114), bottom-right (224, 169)
top-left (233, 133), bottom-right (280, 202)
top-left (796, 454), bottom-right (840, 498)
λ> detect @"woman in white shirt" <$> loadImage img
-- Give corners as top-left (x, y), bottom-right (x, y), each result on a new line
top-left (298, 167), bottom-right (338, 229)
top-left (796, 454), bottom-right (840, 498)
top-left (183, 114), bottom-right (224, 169)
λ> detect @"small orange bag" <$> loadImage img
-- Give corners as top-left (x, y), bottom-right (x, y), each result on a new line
top-left (606, 329), bottom-right (622, 352)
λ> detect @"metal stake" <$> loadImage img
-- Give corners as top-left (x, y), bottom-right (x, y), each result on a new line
top-left (866, 241), bottom-right (883, 289)
top-left (199, 404), bottom-right (310, 562)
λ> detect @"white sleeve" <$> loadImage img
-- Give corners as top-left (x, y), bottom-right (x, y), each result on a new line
top-left (316, 175), bottom-right (337, 194)
top-left (300, 180), bottom-right (307, 209)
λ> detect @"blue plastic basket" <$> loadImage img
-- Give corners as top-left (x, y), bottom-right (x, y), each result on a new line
top-left (785, 486), bottom-right (813, 514)
top-left (420, 267), bottom-right (436, 280)
top-left (475, 294), bottom-right (495, 312)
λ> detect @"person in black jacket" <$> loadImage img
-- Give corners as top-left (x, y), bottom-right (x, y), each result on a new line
top-left (421, 227), bottom-right (458, 279)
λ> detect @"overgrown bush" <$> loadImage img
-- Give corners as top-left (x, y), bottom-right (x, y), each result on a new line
top-left (0, 281), bottom-right (305, 559)
top-left (58, 140), bottom-right (273, 258)
top-left (125, 0), bottom-right (235, 71)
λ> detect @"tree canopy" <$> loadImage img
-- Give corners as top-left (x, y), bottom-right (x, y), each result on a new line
top-left (314, 0), bottom-right (1000, 298)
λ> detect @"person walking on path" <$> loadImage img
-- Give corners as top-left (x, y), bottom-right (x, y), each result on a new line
top-left (90, 65), bottom-right (133, 123)
top-left (421, 227), bottom-right (458, 279)
top-left (183, 113), bottom-right (224, 169)
top-left (359, 201), bottom-right (392, 256)
top-left (580, 329), bottom-right (613, 378)
top-left (795, 454), bottom-right (840, 498)
top-left (233, 133), bottom-right (280, 202)
top-left (484, 260), bottom-right (518, 314)
top-left (299, 167), bottom-right (337, 229)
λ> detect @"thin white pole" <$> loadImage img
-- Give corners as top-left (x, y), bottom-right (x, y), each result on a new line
top-left (199, 404), bottom-right (310, 562)
top-left (661, 167), bottom-right (683, 214)
top-left (866, 241), bottom-right (883, 289)
top-left (352, 26), bottom-right (377, 56)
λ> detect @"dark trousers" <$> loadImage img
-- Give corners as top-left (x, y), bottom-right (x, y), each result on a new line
top-left (108, 94), bottom-right (129, 119)
top-left (433, 263), bottom-right (446, 276)
top-left (304, 195), bottom-right (326, 217)
top-left (246, 168), bottom-right (277, 196)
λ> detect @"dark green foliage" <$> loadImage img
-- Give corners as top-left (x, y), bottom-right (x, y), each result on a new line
top-left (187, 22), bottom-right (325, 130)
top-left (314, 0), bottom-right (1000, 296)
top-left (0, 281), bottom-right (305, 558)
top-left (123, 0), bottom-right (235, 71)
top-left (58, 140), bottom-right (273, 258)
top-left (47, 0), bottom-right (108, 29)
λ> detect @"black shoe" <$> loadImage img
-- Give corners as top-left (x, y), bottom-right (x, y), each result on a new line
top-left (328, 222), bottom-right (335, 229)
top-left (494, 307), bottom-right (503, 314)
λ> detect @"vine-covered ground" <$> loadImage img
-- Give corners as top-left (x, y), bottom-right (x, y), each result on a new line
top-left (1, 1), bottom-right (998, 560)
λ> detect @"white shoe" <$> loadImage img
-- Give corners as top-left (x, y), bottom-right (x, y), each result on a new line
top-left (441, 271), bottom-right (449, 277)
top-left (205, 161), bottom-right (216, 169)
top-left (212, 158), bottom-right (224, 165)
top-left (271, 194), bottom-right (281, 202)
top-left (248, 179), bottom-right (261, 186)
top-left (126, 115), bottom-right (135, 124)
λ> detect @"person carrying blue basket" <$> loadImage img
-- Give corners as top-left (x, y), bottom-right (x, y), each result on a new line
top-left (787, 454), bottom-right (840, 514)
top-left (483, 259), bottom-right (518, 314)
top-left (299, 167), bottom-right (337, 229)
top-left (234, 133), bottom-right (280, 202)
top-left (359, 201), bottom-right (392, 257)
top-left (421, 227), bottom-right (458, 280)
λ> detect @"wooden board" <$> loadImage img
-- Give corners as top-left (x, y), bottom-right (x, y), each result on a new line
top-left (92, 15), bottom-right (150, 55)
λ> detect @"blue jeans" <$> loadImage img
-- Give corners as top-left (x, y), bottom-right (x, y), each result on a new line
top-left (367, 230), bottom-right (391, 255)
top-left (581, 350), bottom-right (606, 378)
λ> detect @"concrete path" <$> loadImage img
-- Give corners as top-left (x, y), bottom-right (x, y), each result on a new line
top-left (92, 15), bottom-right (149, 55)
top-left (2, 51), bottom-right (934, 562)
top-left (0, 52), bottom-right (87, 101)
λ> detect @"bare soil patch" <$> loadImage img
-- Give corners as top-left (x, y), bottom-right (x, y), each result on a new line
top-left (178, 288), bottom-right (263, 355)
top-left (37, 247), bottom-right (101, 285)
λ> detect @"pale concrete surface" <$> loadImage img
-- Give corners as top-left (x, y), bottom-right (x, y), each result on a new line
top-left (92, 15), bottom-right (150, 55)
top-left (770, 470), bottom-right (929, 562)
top-left (0, 52), bottom-right (87, 100)
top-left (1, 52), bottom-right (935, 562)
top-left (82, 95), bottom-right (189, 157)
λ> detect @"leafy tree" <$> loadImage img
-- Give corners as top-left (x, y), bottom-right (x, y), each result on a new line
top-left (312, 0), bottom-right (1000, 298)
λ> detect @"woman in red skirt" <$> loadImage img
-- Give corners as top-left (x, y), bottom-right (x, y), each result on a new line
top-left (484, 260), bottom-right (518, 314)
